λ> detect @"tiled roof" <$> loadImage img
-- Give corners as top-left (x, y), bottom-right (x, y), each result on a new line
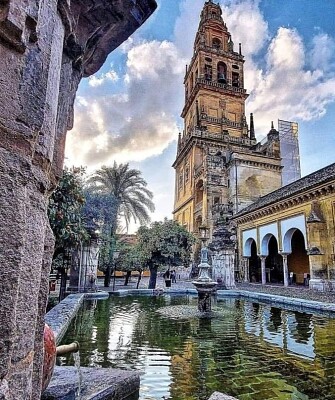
top-left (233, 162), bottom-right (335, 219)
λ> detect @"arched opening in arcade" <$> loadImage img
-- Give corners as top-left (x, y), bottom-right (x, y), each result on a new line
top-left (286, 229), bottom-right (310, 285)
top-left (265, 235), bottom-right (283, 284)
top-left (248, 240), bottom-right (261, 283)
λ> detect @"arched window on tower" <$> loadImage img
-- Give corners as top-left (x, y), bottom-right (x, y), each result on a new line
top-left (217, 62), bottom-right (227, 84)
top-left (232, 72), bottom-right (240, 87)
top-left (212, 37), bottom-right (221, 50)
top-left (205, 64), bottom-right (212, 81)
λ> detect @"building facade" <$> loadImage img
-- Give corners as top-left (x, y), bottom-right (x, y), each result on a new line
top-left (233, 163), bottom-right (335, 292)
top-left (172, 0), bottom-right (287, 240)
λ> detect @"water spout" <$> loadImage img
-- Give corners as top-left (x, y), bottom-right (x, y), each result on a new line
top-left (73, 350), bottom-right (83, 400)
top-left (56, 341), bottom-right (80, 356)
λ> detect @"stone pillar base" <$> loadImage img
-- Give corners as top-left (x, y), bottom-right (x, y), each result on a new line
top-left (309, 279), bottom-right (335, 292)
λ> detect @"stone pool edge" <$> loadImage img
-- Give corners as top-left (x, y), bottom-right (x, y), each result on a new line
top-left (112, 288), bottom-right (335, 314)
top-left (44, 292), bottom-right (140, 400)
top-left (44, 288), bottom-right (335, 400)
top-left (45, 292), bottom-right (109, 345)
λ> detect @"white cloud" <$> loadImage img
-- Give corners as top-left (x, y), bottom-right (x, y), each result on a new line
top-left (221, 0), bottom-right (269, 57)
top-left (310, 32), bottom-right (335, 72)
top-left (247, 27), bottom-right (335, 133)
top-left (127, 40), bottom-right (185, 79)
top-left (267, 28), bottom-right (304, 71)
top-left (66, 40), bottom-right (186, 170)
top-left (88, 69), bottom-right (119, 87)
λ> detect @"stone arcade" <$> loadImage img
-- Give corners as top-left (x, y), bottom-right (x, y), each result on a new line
top-left (234, 163), bottom-right (335, 292)
top-left (0, 1), bottom-right (156, 398)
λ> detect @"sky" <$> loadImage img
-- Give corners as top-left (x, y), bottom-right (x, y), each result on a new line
top-left (64, 0), bottom-right (335, 232)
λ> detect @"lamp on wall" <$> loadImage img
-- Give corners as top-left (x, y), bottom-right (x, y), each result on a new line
top-left (199, 224), bottom-right (209, 242)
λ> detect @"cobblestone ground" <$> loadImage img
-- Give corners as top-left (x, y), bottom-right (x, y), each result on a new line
top-left (99, 276), bottom-right (335, 304)
top-left (236, 282), bottom-right (335, 303)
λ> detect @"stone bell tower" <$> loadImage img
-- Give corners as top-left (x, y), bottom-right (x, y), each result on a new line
top-left (173, 0), bottom-right (282, 241)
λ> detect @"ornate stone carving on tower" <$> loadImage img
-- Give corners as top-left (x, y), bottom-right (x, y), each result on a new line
top-left (172, 1), bottom-right (285, 280)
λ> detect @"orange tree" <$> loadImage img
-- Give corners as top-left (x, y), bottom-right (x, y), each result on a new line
top-left (48, 167), bottom-right (88, 261)
top-left (48, 167), bottom-right (88, 299)
top-left (137, 219), bottom-right (195, 289)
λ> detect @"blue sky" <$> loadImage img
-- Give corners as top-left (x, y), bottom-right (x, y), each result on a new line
top-left (65, 0), bottom-right (335, 232)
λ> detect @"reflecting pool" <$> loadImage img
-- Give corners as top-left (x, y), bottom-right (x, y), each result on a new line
top-left (60, 295), bottom-right (335, 400)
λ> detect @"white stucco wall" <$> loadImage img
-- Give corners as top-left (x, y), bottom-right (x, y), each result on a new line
top-left (280, 214), bottom-right (307, 253)
top-left (242, 228), bottom-right (257, 256)
top-left (259, 223), bottom-right (278, 255)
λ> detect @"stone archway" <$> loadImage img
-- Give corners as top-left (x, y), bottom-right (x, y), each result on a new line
top-left (245, 239), bottom-right (260, 283)
top-left (266, 235), bottom-right (283, 284)
top-left (261, 233), bottom-right (283, 284)
top-left (287, 229), bottom-right (310, 285)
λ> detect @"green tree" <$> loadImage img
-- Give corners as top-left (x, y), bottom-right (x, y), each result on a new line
top-left (48, 167), bottom-right (88, 260)
top-left (81, 189), bottom-right (118, 283)
top-left (48, 167), bottom-right (88, 299)
top-left (116, 243), bottom-right (146, 287)
top-left (137, 219), bottom-right (195, 289)
top-left (86, 162), bottom-right (155, 286)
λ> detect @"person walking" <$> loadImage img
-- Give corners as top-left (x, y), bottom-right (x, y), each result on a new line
top-left (163, 269), bottom-right (171, 287)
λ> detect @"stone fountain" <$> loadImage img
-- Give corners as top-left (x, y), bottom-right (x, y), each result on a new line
top-left (192, 226), bottom-right (217, 312)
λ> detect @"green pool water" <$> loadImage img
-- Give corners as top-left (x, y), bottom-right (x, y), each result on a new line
top-left (60, 295), bottom-right (335, 400)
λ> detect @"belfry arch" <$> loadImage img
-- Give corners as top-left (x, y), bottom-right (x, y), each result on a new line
top-left (217, 61), bottom-right (227, 84)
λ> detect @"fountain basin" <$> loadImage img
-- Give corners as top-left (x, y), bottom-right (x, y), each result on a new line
top-left (58, 294), bottom-right (335, 400)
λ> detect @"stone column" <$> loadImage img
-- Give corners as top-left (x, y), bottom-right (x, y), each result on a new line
top-left (281, 253), bottom-right (289, 287)
top-left (260, 256), bottom-right (267, 285)
top-left (0, 1), bottom-right (156, 399)
top-left (243, 257), bottom-right (249, 283)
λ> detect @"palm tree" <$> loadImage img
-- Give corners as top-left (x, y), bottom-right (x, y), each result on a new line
top-left (87, 162), bottom-right (155, 286)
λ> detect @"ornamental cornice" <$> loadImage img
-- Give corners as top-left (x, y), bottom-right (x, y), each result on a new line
top-left (174, 133), bottom-right (256, 167)
top-left (232, 158), bottom-right (281, 171)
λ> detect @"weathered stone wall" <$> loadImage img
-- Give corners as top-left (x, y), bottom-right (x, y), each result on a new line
top-left (0, 1), bottom-right (156, 399)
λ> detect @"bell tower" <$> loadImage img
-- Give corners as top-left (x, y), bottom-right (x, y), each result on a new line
top-left (182, 0), bottom-right (248, 139)
top-left (173, 1), bottom-right (283, 239)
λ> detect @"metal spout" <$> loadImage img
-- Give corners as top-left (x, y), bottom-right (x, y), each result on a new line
top-left (56, 341), bottom-right (80, 356)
